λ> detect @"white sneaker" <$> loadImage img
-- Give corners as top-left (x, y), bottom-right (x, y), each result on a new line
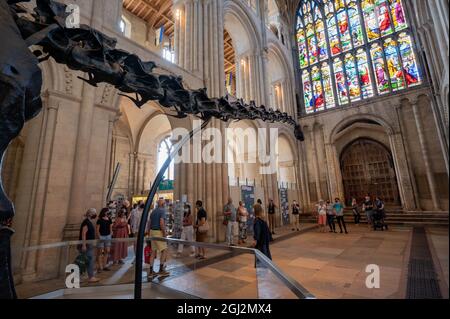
top-left (189, 252), bottom-right (196, 257)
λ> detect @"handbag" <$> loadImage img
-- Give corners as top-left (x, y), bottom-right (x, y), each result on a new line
top-left (74, 252), bottom-right (91, 274)
top-left (144, 245), bottom-right (152, 264)
top-left (198, 220), bottom-right (210, 233)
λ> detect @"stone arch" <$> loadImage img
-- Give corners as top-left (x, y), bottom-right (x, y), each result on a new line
top-left (135, 109), bottom-right (166, 153)
top-left (329, 113), bottom-right (395, 145)
top-left (267, 40), bottom-right (295, 115)
top-left (277, 132), bottom-right (297, 186)
top-left (227, 119), bottom-right (261, 184)
top-left (223, 0), bottom-right (262, 55)
top-left (137, 113), bottom-right (173, 155)
top-left (277, 126), bottom-right (299, 160)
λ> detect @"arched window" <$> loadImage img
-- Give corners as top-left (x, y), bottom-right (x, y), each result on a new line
top-left (119, 16), bottom-right (131, 38)
top-left (296, 0), bottom-right (422, 114)
top-left (157, 137), bottom-right (174, 181)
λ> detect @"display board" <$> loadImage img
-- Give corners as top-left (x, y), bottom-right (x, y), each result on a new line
top-left (158, 179), bottom-right (174, 191)
top-left (279, 188), bottom-right (290, 225)
top-left (241, 185), bottom-right (255, 235)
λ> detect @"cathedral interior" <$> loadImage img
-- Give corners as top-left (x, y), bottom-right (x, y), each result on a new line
top-left (0, 0), bottom-right (448, 300)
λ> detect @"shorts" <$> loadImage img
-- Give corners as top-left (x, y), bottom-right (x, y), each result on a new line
top-left (318, 215), bottom-right (326, 225)
top-left (97, 234), bottom-right (112, 249)
top-left (150, 230), bottom-right (168, 252)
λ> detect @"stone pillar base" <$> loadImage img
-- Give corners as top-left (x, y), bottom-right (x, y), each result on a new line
top-left (20, 270), bottom-right (38, 282)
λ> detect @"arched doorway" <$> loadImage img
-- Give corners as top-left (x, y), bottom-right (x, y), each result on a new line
top-left (340, 139), bottom-right (400, 206)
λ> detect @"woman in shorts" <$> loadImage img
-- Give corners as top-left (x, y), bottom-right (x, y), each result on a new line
top-left (96, 208), bottom-right (113, 272)
top-left (317, 200), bottom-right (327, 232)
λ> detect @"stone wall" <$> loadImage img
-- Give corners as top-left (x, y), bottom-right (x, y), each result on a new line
top-left (298, 88), bottom-right (449, 212)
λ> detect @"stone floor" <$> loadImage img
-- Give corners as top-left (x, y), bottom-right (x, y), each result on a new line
top-left (427, 227), bottom-right (449, 297)
top-left (155, 224), bottom-right (414, 299)
top-left (16, 223), bottom-right (449, 299)
top-left (270, 224), bottom-right (412, 299)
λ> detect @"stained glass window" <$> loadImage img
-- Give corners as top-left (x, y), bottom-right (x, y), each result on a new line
top-left (390, 0), bottom-right (407, 31)
top-left (334, 58), bottom-right (349, 104)
top-left (384, 37), bottom-right (405, 91)
top-left (370, 43), bottom-right (390, 94)
top-left (398, 32), bottom-right (420, 87)
top-left (322, 62), bottom-right (336, 107)
top-left (302, 70), bottom-right (314, 113)
top-left (356, 48), bottom-right (373, 98)
top-left (312, 66), bottom-right (325, 111)
top-left (296, 0), bottom-right (421, 114)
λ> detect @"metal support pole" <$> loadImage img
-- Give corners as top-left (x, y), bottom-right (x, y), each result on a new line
top-left (134, 119), bottom-right (211, 299)
top-left (106, 163), bottom-right (121, 204)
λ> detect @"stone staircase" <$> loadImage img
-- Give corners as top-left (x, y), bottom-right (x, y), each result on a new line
top-left (299, 208), bottom-right (449, 227)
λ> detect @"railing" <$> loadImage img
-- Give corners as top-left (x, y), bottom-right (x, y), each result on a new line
top-left (15, 237), bottom-right (314, 299)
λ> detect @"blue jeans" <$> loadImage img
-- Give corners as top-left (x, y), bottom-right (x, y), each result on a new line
top-left (85, 245), bottom-right (95, 278)
top-left (366, 210), bottom-right (374, 224)
top-left (327, 215), bottom-right (336, 232)
top-left (226, 221), bottom-right (236, 244)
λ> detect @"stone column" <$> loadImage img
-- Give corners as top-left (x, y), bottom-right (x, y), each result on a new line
top-left (295, 144), bottom-right (306, 208)
top-left (259, 50), bottom-right (270, 106)
top-left (22, 98), bottom-right (59, 279)
top-left (411, 98), bottom-right (440, 210)
top-left (319, 126), bottom-right (331, 200)
top-left (244, 56), bottom-right (251, 102)
top-left (63, 0), bottom-right (105, 239)
top-left (184, 0), bottom-right (193, 71)
top-left (134, 156), bottom-right (143, 195)
top-left (248, 55), bottom-right (256, 102)
top-left (389, 132), bottom-right (417, 211)
top-left (102, 114), bottom-right (120, 203)
top-left (143, 157), bottom-right (150, 192)
top-left (296, 138), bottom-right (311, 210)
top-left (63, 84), bottom-right (97, 239)
top-left (129, 153), bottom-right (136, 196)
top-left (395, 103), bottom-right (420, 210)
top-left (309, 126), bottom-right (322, 201)
top-left (173, 4), bottom-right (183, 66)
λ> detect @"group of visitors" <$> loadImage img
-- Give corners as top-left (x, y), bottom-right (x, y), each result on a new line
top-left (222, 198), bottom-right (274, 260)
top-left (315, 195), bottom-right (388, 234)
top-left (223, 198), bottom-right (250, 246)
top-left (77, 193), bottom-right (387, 284)
top-left (78, 197), bottom-right (212, 283)
top-left (316, 198), bottom-right (348, 234)
top-left (78, 195), bottom-right (279, 284)
top-left (78, 200), bottom-right (133, 283)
